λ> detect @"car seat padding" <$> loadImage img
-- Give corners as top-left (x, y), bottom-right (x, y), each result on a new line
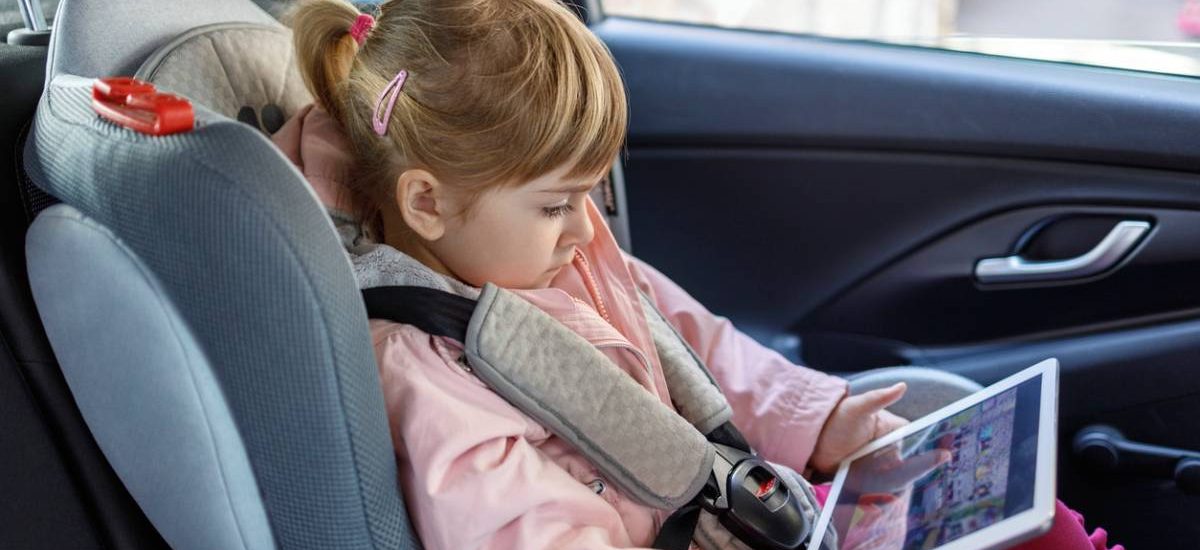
top-left (26, 73), bottom-right (417, 550)
top-left (27, 204), bottom-right (274, 550)
top-left (134, 23), bottom-right (312, 134)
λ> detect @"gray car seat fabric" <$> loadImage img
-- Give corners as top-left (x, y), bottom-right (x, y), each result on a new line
top-left (25, 73), bottom-right (418, 549)
top-left (28, 0), bottom-right (420, 547)
top-left (45, 0), bottom-right (276, 86)
top-left (847, 366), bottom-right (985, 420)
top-left (135, 23), bottom-right (313, 134)
top-left (465, 284), bottom-right (716, 510)
top-left (26, 205), bottom-right (274, 550)
top-left (639, 293), bottom-right (731, 435)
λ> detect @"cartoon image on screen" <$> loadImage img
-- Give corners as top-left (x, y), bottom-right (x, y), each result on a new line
top-left (900, 388), bottom-right (1017, 548)
top-left (829, 377), bottom-right (1042, 550)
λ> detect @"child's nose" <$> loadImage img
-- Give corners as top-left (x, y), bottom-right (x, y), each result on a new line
top-left (562, 206), bottom-right (595, 248)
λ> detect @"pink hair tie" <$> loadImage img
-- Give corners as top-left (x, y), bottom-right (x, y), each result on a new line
top-left (349, 13), bottom-right (375, 46)
top-left (372, 69), bottom-right (408, 136)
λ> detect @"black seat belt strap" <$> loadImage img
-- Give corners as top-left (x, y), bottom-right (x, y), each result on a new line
top-left (653, 499), bottom-right (705, 550)
top-left (361, 286), bottom-right (475, 341)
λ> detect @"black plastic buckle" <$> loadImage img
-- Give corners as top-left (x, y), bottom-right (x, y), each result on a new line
top-left (700, 443), bottom-right (811, 550)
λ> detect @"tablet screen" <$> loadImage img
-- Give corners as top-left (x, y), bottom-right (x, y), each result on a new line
top-left (827, 376), bottom-right (1043, 549)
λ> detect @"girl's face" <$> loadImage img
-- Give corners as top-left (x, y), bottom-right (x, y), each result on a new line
top-left (398, 164), bottom-right (601, 290)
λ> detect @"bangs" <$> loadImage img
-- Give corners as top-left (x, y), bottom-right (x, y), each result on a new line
top-left (469, 2), bottom-right (628, 187)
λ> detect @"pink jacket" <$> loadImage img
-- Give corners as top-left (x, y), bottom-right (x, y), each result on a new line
top-left (272, 105), bottom-right (849, 549)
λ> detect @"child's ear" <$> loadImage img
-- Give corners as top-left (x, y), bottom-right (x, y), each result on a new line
top-left (395, 169), bottom-right (447, 241)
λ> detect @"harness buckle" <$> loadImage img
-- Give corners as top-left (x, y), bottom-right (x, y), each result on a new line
top-left (701, 443), bottom-right (812, 550)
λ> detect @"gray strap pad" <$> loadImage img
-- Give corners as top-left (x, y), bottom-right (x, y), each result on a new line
top-left (464, 285), bottom-right (713, 510)
top-left (639, 293), bottom-right (733, 435)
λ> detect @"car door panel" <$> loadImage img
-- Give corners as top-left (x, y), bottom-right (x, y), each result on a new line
top-left (616, 148), bottom-right (1200, 348)
top-left (807, 204), bottom-right (1200, 347)
top-left (597, 15), bottom-right (1200, 548)
top-left (600, 18), bottom-right (1200, 171)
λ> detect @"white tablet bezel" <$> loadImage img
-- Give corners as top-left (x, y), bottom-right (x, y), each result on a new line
top-left (808, 358), bottom-right (1059, 550)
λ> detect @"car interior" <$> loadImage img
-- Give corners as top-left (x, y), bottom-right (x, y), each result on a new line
top-left (2, 0), bottom-right (1199, 549)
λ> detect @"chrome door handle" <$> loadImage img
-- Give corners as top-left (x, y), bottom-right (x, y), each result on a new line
top-left (975, 220), bottom-right (1150, 284)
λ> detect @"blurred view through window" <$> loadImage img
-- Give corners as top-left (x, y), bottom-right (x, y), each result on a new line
top-left (602, 0), bottom-right (1200, 78)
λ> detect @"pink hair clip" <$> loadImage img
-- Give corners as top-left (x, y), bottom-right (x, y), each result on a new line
top-left (372, 69), bottom-right (408, 136)
top-left (349, 13), bottom-right (375, 46)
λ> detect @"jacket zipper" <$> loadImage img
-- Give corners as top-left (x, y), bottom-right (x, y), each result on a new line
top-left (573, 251), bottom-right (658, 384)
top-left (573, 250), bottom-right (611, 325)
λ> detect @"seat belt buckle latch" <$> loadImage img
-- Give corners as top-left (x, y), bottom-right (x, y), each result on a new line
top-left (703, 443), bottom-right (812, 550)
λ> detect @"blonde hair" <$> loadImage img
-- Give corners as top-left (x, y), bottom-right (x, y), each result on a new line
top-left (288, 0), bottom-right (628, 230)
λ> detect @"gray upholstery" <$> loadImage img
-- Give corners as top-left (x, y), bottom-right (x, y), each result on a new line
top-left (25, 72), bottom-right (417, 549)
top-left (847, 366), bottom-right (985, 420)
top-left (639, 293), bottom-right (732, 435)
top-left (27, 2), bottom-right (421, 548)
top-left (135, 23), bottom-right (313, 130)
top-left (45, 0), bottom-right (275, 85)
top-left (26, 205), bottom-right (274, 550)
top-left (465, 285), bottom-right (714, 510)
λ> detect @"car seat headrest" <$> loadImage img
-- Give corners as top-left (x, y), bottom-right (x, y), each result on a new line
top-left (47, 0), bottom-right (275, 86)
top-left (134, 23), bottom-right (313, 134)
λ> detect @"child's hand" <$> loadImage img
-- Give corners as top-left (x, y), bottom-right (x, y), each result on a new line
top-left (810, 383), bottom-right (909, 475)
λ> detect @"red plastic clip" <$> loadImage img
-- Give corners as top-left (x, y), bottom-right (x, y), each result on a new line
top-left (92, 77), bottom-right (194, 136)
top-left (754, 476), bottom-right (777, 500)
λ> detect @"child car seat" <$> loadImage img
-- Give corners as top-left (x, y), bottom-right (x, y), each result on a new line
top-left (24, 1), bottom-right (415, 549)
top-left (22, 1), bottom-right (981, 549)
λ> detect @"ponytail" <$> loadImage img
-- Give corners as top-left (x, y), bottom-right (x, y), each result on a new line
top-left (288, 0), bottom-right (361, 123)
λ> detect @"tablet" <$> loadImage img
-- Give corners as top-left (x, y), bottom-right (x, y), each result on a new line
top-left (809, 358), bottom-right (1059, 550)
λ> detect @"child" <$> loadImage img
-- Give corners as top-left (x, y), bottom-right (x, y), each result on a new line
top-left (274, 0), bottom-right (1121, 548)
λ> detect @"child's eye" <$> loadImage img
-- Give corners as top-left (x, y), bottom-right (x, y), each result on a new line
top-left (542, 203), bottom-right (575, 218)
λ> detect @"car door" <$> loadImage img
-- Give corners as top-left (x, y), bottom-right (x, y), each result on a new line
top-left (587, 1), bottom-right (1200, 548)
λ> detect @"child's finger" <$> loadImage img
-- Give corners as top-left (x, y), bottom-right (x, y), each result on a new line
top-left (849, 382), bottom-right (907, 415)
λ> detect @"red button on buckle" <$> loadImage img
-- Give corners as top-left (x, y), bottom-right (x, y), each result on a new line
top-left (755, 476), bottom-right (778, 501)
top-left (92, 77), bottom-right (194, 136)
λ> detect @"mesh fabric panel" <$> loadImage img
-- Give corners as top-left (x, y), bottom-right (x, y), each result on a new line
top-left (25, 75), bottom-right (418, 550)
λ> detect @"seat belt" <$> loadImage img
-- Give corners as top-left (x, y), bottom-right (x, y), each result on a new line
top-left (362, 286), bottom-right (474, 341)
top-left (361, 286), bottom-right (811, 550)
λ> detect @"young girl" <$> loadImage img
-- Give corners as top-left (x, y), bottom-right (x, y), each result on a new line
top-left (274, 0), bottom-right (1121, 548)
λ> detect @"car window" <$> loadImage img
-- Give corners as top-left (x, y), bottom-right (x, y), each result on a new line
top-left (0, 0), bottom-right (57, 29)
top-left (601, 0), bottom-right (1200, 78)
